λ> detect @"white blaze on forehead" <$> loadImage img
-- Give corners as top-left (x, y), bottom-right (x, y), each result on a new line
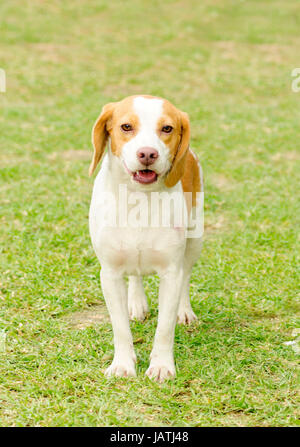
top-left (133, 97), bottom-right (163, 130)
top-left (120, 96), bottom-right (171, 177)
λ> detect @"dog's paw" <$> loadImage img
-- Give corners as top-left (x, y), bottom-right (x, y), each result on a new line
top-left (177, 307), bottom-right (197, 325)
top-left (128, 299), bottom-right (149, 321)
top-left (105, 356), bottom-right (136, 378)
top-left (145, 359), bottom-right (176, 383)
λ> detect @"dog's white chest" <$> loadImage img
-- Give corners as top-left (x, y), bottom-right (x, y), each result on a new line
top-left (89, 156), bottom-right (186, 275)
top-left (93, 226), bottom-right (185, 275)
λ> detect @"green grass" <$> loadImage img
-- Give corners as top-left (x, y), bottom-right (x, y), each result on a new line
top-left (0, 0), bottom-right (299, 427)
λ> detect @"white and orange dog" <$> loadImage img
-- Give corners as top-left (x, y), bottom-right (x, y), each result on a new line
top-left (89, 95), bottom-right (203, 382)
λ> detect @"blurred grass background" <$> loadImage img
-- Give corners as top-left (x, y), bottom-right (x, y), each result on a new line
top-left (0, 0), bottom-right (299, 426)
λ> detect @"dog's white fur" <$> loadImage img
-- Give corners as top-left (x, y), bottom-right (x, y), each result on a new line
top-left (89, 96), bottom-right (203, 382)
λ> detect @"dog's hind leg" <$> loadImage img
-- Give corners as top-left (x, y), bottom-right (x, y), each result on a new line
top-left (128, 275), bottom-right (149, 321)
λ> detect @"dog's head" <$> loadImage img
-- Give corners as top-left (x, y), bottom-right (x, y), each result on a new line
top-left (89, 95), bottom-right (190, 187)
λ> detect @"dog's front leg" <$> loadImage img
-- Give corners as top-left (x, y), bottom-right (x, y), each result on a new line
top-left (146, 267), bottom-right (183, 383)
top-left (100, 269), bottom-right (136, 377)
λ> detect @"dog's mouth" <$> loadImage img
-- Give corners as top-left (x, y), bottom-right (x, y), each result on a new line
top-left (133, 169), bottom-right (158, 184)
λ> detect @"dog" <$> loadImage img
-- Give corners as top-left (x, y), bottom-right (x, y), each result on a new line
top-left (89, 95), bottom-right (203, 382)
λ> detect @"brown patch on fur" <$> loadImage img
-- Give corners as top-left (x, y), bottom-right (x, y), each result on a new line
top-left (89, 96), bottom-right (142, 175)
top-left (156, 101), bottom-right (181, 160)
top-left (107, 97), bottom-right (140, 157)
top-left (181, 150), bottom-right (201, 213)
top-left (89, 102), bottom-right (116, 176)
top-left (162, 100), bottom-right (191, 188)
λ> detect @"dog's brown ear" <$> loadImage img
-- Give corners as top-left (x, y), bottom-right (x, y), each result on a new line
top-left (164, 111), bottom-right (190, 187)
top-left (89, 102), bottom-right (116, 176)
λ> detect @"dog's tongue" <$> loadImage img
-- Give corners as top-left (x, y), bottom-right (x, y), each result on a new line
top-left (134, 169), bottom-right (157, 184)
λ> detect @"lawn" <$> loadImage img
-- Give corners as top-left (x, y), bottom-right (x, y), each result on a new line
top-left (0, 0), bottom-right (299, 427)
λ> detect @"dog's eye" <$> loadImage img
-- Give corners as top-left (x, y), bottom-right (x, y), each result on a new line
top-left (121, 123), bottom-right (133, 131)
top-left (162, 125), bottom-right (173, 133)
